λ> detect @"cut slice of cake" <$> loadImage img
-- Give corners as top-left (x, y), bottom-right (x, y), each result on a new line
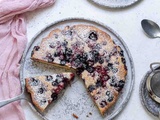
top-left (25, 73), bottom-right (74, 112)
top-left (31, 25), bottom-right (127, 115)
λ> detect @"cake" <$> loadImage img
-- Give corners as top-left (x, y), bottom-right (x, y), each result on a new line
top-left (31, 25), bottom-right (127, 115)
top-left (25, 73), bottom-right (74, 112)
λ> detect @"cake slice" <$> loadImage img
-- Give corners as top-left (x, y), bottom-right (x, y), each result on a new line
top-left (31, 25), bottom-right (127, 115)
top-left (25, 73), bottom-right (74, 112)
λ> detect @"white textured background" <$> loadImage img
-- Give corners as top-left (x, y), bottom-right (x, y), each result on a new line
top-left (24, 0), bottom-right (160, 120)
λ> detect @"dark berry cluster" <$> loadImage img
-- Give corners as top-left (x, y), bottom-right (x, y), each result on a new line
top-left (110, 78), bottom-right (125, 92)
top-left (46, 53), bottom-right (54, 63)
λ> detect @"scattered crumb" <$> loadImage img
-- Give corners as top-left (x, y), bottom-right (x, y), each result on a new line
top-left (86, 115), bottom-right (89, 117)
top-left (72, 113), bottom-right (79, 119)
top-left (89, 112), bottom-right (92, 115)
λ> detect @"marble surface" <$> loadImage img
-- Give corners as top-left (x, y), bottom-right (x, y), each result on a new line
top-left (24, 0), bottom-right (160, 120)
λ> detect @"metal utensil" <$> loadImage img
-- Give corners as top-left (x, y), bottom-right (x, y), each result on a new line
top-left (146, 62), bottom-right (160, 119)
top-left (0, 88), bottom-right (31, 108)
top-left (141, 19), bottom-right (160, 38)
top-left (0, 80), bottom-right (45, 118)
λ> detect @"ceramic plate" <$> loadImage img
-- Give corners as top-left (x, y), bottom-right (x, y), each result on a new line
top-left (90, 0), bottom-right (139, 8)
top-left (20, 18), bottom-right (135, 120)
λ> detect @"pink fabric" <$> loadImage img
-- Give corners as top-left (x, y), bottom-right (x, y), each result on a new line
top-left (0, 0), bottom-right (55, 120)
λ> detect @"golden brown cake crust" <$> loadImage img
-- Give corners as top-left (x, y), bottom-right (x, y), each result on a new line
top-left (31, 24), bottom-right (127, 115)
top-left (25, 73), bottom-right (74, 112)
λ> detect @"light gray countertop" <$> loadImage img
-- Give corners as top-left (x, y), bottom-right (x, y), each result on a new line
top-left (24, 0), bottom-right (160, 119)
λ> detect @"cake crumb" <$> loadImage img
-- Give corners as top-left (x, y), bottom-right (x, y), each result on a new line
top-left (86, 115), bottom-right (89, 117)
top-left (89, 112), bottom-right (92, 115)
top-left (72, 113), bottom-right (79, 119)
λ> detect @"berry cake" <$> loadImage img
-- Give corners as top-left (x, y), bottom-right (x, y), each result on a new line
top-left (25, 73), bottom-right (74, 112)
top-left (31, 25), bottom-right (127, 115)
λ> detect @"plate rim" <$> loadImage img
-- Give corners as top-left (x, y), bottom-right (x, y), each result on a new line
top-left (139, 66), bottom-right (160, 118)
top-left (20, 17), bottom-right (135, 120)
top-left (89, 0), bottom-right (140, 8)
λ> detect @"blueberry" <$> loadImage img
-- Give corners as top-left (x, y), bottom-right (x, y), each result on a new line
top-left (31, 51), bottom-right (34, 56)
top-left (82, 53), bottom-right (88, 60)
top-left (80, 54), bottom-right (88, 62)
top-left (31, 78), bottom-right (39, 86)
top-left (52, 81), bottom-right (59, 86)
top-left (46, 75), bottom-right (53, 81)
top-left (103, 75), bottom-right (110, 81)
top-left (106, 91), bottom-right (110, 96)
top-left (118, 80), bottom-right (125, 88)
top-left (59, 55), bottom-right (65, 60)
top-left (89, 31), bottom-right (98, 41)
top-left (121, 58), bottom-right (126, 64)
top-left (94, 43), bottom-right (101, 50)
top-left (96, 78), bottom-right (102, 87)
top-left (34, 46), bottom-right (40, 51)
top-left (60, 60), bottom-right (66, 65)
top-left (65, 48), bottom-right (72, 54)
top-left (92, 50), bottom-right (99, 57)
top-left (51, 93), bottom-right (58, 101)
top-left (88, 85), bottom-right (96, 92)
top-left (108, 96), bottom-right (114, 102)
top-left (46, 53), bottom-right (54, 62)
top-left (63, 30), bottom-right (73, 36)
top-left (110, 79), bottom-right (125, 92)
top-left (76, 67), bottom-right (84, 75)
top-left (94, 96), bottom-right (98, 100)
top-left (62, 40), bottom-right (68, 46)
top-left (65, 55), bottom-right (71, 62)
top-left (112, 68), bottom-right (118, 73)
top-left (111, 47), bottom-right (117, 55)
top-left (56, 74), bottom-right (63, 78)
top-left (49, 43), bottom-right (55, 48)
top-left (48, 57), bottom-right (54, 63)
top-left (76, 54), bottom-right (81, 59)
top-left (100, 100), bottom-right (107, 108)
top-left (87, 67), bottom-right (94, 73)
top-left (74, 59), bottom-right (82, 68)
top-left (110, 76), bottom-right (117, 87)
top-left (104, 66), bottom-right (109, 71)
top-left (119, 50), bottom-right (124, 56)
top-left (46, 53), bottom-right (52, 58)
top-left (98, 57), bottom-right (104, 64)
top-left (54, 52), bottom-right (60, 57)
top-left (82, 63), bottom-right (88, 69)
top-left (124, 65), bottom-right (127, 70)
top-left (88, 60), bottom-right (94, 66)
top-left (40, 99), bottom-right (47, 105)
top-left (38, 88), bottom-right (45, 94)
top-left (108, 63), bottom-right (113, 69)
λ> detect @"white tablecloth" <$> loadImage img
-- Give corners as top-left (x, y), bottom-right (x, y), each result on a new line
top-left (24, 0), bottom-right (160, 119)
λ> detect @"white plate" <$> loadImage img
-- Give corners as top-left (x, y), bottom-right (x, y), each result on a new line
top-left (90, 0), bottom-right (140, 8)
top-left (20, 18), bottom-right (135, 120)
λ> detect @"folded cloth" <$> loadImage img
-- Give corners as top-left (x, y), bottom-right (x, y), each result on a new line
top-left (0, 0), bottom-right (55, 120)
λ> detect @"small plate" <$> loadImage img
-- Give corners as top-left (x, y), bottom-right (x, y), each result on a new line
top-left (89, 0), bottom-right (140, 8)
top-left (20, 18), bottom-right (135, 120)
top-left (140, 66), bottom-right (160, 118)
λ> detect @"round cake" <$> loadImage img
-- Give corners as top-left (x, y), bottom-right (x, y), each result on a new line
top-left (31, 25), bottom-right (127, 115)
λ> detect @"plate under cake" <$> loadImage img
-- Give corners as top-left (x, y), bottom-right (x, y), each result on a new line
top-left (31, 24), bottom-right (127, 115)
top-left (25, 73), bottom-right (74, 112)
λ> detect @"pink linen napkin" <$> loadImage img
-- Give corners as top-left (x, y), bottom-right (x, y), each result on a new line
top-left (0, 0), bottom-right (55, 120)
